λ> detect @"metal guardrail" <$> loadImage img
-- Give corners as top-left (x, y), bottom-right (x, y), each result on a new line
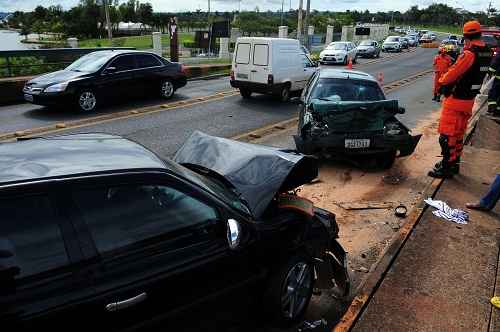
top-left (0, 47), bottom-right (135, 78)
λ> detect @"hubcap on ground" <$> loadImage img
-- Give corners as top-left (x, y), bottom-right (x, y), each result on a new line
top-left (162, 81), bottom-right (174, 98)
top-left (79, 92), bottom-right (96, 111)
top-left (281, 262), bottom-right (312, 319)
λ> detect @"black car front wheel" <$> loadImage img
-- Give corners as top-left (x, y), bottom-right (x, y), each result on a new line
top-left (160, 79), bottom-right (175, 99)
top-left (77, 89), bottom-right (98, 112)
top-left (264, 254), bottom-right (314, 325)
top-left (376, 150), bottom-right (397, 169)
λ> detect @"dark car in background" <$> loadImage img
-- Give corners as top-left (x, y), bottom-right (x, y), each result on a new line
top-left (23, 50), bottom-right (187, 112)
top-left (0, 132), bottom-right (349, 331)
top-left (356, 40), bottom-right (381, 58)
top-left (293, 69), bottom-right (421, 169)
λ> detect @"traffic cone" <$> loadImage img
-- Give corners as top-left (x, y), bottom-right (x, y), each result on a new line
top-left (346, 57), bottom-right (353, 69)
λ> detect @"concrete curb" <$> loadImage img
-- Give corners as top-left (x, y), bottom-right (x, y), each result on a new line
top-left (0, 64), bottom-right (231, 106)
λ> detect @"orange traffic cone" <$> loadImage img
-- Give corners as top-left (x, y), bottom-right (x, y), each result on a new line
top-left (346, 57), bottom-right (353, 69)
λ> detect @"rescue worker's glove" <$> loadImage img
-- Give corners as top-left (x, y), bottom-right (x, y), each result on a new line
top-left (439, 84), bottom-right (454, 97)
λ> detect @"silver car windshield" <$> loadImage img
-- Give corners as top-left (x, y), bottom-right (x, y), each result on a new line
top-left (386, 36), bottom-right (399, 42)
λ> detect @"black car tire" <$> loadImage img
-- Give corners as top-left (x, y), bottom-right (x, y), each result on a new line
top-left (263, 253), bottom-right (314, 325)
top-left (240, 88), bottom-right (252, 99)
top-left (76, 89), bottom-right (98, 112)
top-left (376, 150), bottom-right (397, 169)
top-left (343, 56), bottom-right (348, 65)
top-left (160, 79), bottom-right (175, 99)
top-left (353, 55), bottom-right (357, 64)
top-left (278, 85), bottom-right (291, 102)
top-left (377, 51), bottom-right (381, 58)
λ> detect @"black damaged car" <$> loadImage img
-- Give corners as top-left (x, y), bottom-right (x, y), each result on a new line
top-left (0, 132), bottom-right (349, 331)
top-left (294, 69), bottom-right (422, 168)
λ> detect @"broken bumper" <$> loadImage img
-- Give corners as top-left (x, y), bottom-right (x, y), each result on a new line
top-left (294, 133), bottom-right (422, 157)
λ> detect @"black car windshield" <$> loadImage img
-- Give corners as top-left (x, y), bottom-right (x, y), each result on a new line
top-left (66, 52), bottom-right (114, 72)
top-left (310, 78), bottom-right (385, 102)
top-left (327, 43), bottom-right (347, 50)
top-left (359, 41), bottom-right (375, 46)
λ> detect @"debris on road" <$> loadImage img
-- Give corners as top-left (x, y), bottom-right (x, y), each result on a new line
top-left (336, 201), bottom-right (394, 210)
top-left (382, 174), bottom-right (407, 185)
top-left (424, 198), bottom-right (469, 224)
top-left (394, 204), bottom-right (408, 217)
top-left (297, 318), bottom-right (327, 331)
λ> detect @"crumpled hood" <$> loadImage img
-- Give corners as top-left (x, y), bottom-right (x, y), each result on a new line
top-left (305, 99), bottom-right (403, 132)
top-left (174, 131), bottom-right (318, 218)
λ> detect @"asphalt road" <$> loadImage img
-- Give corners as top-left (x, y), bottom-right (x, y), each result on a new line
top-left (0, 47), bottom-right (436, 158)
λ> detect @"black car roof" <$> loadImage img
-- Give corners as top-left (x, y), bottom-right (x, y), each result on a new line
top-left (0, 133), bottom-right (170, 186)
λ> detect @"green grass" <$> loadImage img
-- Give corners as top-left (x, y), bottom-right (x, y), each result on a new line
top-left (79, 33), bottom-right (194, 49)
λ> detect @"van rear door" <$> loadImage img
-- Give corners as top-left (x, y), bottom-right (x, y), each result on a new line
top-left (250, 43), bottom-right (270, 84)
top-left (234, 42), bottom-right (252, 81)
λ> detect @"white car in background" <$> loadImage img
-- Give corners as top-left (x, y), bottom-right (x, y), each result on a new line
top-left (382, 36), bottom-right (402, 52)
top-left (319, 42), bottom-right (357, 65)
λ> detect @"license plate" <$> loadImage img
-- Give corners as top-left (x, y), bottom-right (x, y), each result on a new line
top-left (236, 73), bottom-right (248, 79)
top-left (24, 94), bottom-right (34, 102)
top-left (345, 139), bottom-right (370, 149)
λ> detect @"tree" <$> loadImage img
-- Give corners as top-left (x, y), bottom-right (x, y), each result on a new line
top-left (137, 3), bottom-right (153, 25)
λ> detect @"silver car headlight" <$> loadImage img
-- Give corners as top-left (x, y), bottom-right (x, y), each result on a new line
top-left (44, 82), bottom-right (69, 93)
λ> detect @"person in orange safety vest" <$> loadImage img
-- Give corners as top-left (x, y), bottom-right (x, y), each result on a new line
top-left (433, 47), bottom-right (453, 102)
top-left (428, 21), bottom-right (492, 178)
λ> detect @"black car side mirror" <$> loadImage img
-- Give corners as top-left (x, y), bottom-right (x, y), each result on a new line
top-left (290, 97), bottom-right (304, 105)
top-left (398, 106), bottom-right (406, 114)
top-left (104, 66), bottom-right (117, 74)
top-left (0, 241), bottom-right (20, 281)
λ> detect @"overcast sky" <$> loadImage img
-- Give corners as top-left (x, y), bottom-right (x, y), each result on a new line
top-left (0, 0), bottom-right (496, 13)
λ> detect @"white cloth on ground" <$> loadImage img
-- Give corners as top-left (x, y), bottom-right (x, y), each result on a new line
top-left (424, 198), bottom-right (469, 224)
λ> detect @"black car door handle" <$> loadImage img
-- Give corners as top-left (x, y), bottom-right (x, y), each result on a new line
top-left (105, 292), bottom-right (147, 312)
top-left (251, 70), bottom-right (257, 72)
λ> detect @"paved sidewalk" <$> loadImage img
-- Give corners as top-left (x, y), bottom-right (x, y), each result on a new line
top-left (353, 116), bottom-right (500, 331)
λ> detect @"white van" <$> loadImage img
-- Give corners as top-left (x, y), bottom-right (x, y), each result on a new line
top-left (230, 37), bottom-right (318, 101)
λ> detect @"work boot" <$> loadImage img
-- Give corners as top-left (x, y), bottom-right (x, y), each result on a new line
top-left (434, 160), bottom-right (460, 174)
top-left (428, 162), bottom-right (454, 178)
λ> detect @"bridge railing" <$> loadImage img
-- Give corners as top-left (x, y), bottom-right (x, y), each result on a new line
top-left (0, 47), bottom-right (135, 78)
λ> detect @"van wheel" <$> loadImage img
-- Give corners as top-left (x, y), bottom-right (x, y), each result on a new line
top-left (278, 85), bottom-right (291, 102)
top-left (240, 88), bottom-right (252, 99)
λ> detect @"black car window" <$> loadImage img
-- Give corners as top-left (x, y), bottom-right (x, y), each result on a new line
top-left (0, 194), bottom-right (68, 278)
top-left (310, 78), bottom-right (385, 101)
top-left (72, 184), bottom-right (219, 254)
top-left (109, 55), bottom-right (136, 72)
top-left (136, 54), bottom-right (162, 68)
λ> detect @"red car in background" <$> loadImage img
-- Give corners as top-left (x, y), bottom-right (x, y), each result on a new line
top-left (481, 27), bottom-right (500, 56)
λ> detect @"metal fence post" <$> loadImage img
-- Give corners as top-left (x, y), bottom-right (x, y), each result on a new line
top-left (5, 56), bottom-right (12, 77)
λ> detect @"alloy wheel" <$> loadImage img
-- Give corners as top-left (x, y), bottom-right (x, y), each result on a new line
top-left (161, 80), bottom-right (174, 99)
top-left (281, 262), bottom-right (312, 319)
top-left (78, 91), bottom-right (96, 112)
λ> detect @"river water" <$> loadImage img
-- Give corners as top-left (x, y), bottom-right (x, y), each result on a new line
top-left (0, 29), bottom-right (40, 50)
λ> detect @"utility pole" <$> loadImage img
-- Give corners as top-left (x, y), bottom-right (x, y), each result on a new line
top-left (103, 0), bottom-right (113, 39)
top-left (304, 0), bottom-right (310, 49)
top-left (281, 0), bottom-right (284, 26)
top-left (297, 0), bottom-right (303, 43)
